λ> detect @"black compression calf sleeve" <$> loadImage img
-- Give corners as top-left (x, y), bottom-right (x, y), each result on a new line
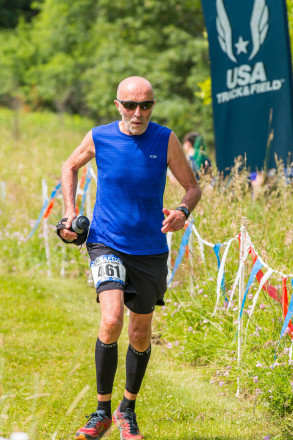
top-left (125, 344), bottom-right (151, 395)
top-left (95, 338), bottom-right (118, 395)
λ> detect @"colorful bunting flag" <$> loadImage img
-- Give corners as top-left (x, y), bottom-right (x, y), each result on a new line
top-left (168, 221), bottom-right (194, 287)
top-left (27, 182), bottom-right (61, 239)
top-left (239, 258), bottom-right (263, 320)
top-left (280, 279), bottom-right (293, 339)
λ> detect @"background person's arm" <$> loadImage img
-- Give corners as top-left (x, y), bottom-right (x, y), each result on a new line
top-left (161, 131), bottom-right (201, 233)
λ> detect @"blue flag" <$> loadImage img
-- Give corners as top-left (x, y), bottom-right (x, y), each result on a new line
top-left (201, 0), bottom-right (293, 172)
top-left (239, 258), bottom-right (263, 319)
top-left (168, 222), bottom-right (194, 287)
top-left (213, 243), bottom-right (225, 294)
top-left (280, 279), bottom-right (293, 339)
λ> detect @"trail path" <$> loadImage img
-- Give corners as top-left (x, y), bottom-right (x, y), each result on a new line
top-left (114, 338), bottom-right (279, 440)
top-left (0, 276), bottom-right (280, 440)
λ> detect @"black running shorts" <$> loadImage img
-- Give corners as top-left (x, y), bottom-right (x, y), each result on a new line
top-left (87, 242), bottom-right (169, 314)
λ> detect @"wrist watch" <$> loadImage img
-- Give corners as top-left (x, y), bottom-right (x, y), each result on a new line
top-left (176, 206), bottom-right (190, 220)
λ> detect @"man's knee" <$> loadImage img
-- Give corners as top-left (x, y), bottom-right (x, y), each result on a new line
top-left (129, 324), bottom-right (151, 349)
top-left (129, 312), bottom-right (153, 350)
top-left (104, 314), bottom-right (123, 330)
top-left (100, 315), bottom-right (123, 343)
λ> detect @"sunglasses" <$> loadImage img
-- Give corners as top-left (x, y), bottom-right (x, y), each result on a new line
top-left (116, 100), bottom-right (155, 110)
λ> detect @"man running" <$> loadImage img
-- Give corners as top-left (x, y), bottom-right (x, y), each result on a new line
top-left (59, 76), bottom-right (201, 439)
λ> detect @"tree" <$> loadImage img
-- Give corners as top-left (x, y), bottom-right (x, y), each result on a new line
top-left (0, 0), bottom-right (213, 140)
top-left (0, 0), bottom-right (42, 28)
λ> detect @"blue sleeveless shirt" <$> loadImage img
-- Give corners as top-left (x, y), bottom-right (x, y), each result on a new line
top-left (87, 121), bottom-right (172, 255)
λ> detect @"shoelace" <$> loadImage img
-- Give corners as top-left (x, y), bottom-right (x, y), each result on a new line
top-left (122, 409), bottom-right (140, 434)
top-left (85, 411), bottom-right (107, 428)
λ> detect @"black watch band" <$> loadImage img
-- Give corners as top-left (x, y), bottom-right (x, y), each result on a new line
top-left (176, 206), bottom-right (190, 220)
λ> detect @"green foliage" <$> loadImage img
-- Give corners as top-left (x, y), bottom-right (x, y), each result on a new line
top-left (1, 1), bottom-right (293, 146)
top-left (196, 77), bottom-right (212, 106)
top-left (0, 0), bottom-right (212, 141)
top-left (0, 0), bottom-right (42, 28)
top-left (257, 365), bottom-right (293, 417)
top-left (0, 25), bottom-right (35, 100)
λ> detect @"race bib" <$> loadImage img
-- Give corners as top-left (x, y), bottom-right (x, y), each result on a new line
top-left (90, 255), bottom-right (126, 288)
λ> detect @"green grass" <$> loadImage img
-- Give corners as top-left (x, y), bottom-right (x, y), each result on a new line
top-left (0, 275), bottom-right (281, 439)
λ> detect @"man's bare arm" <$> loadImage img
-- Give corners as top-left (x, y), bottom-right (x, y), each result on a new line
top-left (161, 131), bottom-right (201, 233)
top-left (60, 130), bottom-right (95, 240)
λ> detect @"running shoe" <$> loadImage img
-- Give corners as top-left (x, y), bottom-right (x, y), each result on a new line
top-left (75, 410), bottom-right (112, 439)
top-left (113, 404), bottom-right (144, 439)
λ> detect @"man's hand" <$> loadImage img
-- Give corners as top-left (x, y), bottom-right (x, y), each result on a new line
top-left (59, 212), bottom-right (77, 241)
top-left (161, 208), bottom-right (186, 233)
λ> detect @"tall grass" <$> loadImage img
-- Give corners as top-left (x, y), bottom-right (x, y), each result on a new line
top-left (0, 108), bottom-right (94, 277)
top-left (160, 159), bottom-right (293, 432)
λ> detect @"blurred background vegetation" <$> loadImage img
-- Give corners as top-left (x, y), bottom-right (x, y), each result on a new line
top-left (1, 0), bottom-right (293, 151)
top-left (0, 0), bottom-right (210, 149)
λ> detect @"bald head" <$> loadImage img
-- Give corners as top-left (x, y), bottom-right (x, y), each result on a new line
top-left (115, 76), bottom-right (156, 136)
top-left (117, 76), bottom-right (154, 100)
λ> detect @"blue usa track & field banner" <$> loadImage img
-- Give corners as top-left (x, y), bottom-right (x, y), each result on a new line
top-left (201, 0), bottom-right (293, 171)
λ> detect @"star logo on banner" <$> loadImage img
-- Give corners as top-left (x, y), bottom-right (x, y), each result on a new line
top-left (234, 36), bottom-right (249, 55)
top-left (216, 0), bottom-right (269, 62)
